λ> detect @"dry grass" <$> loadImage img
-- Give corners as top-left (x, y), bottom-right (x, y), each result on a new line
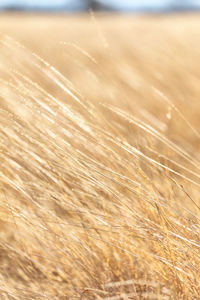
top-left (0, 13), bottom-right (200, 299)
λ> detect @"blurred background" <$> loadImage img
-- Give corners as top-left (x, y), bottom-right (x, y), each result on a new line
top-left (1, 0), bottom-right (200, 12)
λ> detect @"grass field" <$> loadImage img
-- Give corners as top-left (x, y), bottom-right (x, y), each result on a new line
top-left (0, 13), bottom-right (200, 299)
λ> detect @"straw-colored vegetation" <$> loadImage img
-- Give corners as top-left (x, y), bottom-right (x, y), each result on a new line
top-left (0, 13), bottom-right (200, 299)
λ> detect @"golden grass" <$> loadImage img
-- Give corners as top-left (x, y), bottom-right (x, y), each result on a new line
top-left (0, 13), bottom-right (200, 299)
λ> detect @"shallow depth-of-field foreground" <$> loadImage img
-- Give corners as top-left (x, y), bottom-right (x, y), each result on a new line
top-left (0, 13), bottom-right (200, 299)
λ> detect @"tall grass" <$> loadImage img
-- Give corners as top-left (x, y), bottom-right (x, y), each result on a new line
top-left (0, 14), bottom-right (200, 299)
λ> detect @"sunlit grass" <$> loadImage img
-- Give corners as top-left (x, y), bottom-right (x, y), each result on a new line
top-left (0, 13), bottom-right (200, 299)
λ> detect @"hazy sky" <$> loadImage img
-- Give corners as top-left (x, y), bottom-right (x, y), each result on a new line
top-left (99, 0), bottom-right (200, 8)
top-left (0, 0), bottom-right (87, 10)
top-left (1, 0), bottom-right (200, 9)
top-left (0, 0), bottom-right (71, 7)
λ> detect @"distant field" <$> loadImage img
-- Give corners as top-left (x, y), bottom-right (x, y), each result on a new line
top-left (0, 13), bottom-right (200, 299)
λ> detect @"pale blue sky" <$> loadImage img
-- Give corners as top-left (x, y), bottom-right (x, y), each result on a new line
top-left (0, 0), bottom-right (87, 10)
top-left (0, 0), bottom-right (66, 5)
top-left (1, 0), bottom-right (200, 10)
top-left (99, 0), bottom-right (200, 9)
